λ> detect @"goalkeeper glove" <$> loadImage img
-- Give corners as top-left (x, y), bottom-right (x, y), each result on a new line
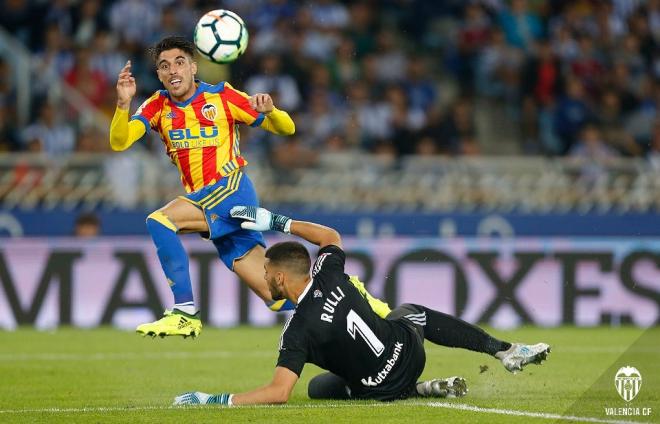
top-left (230, 206), bottom-right (292, 234)
top-left (173, 391), bottom-right (233, 406)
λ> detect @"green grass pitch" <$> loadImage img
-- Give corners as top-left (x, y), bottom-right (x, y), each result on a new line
top-left (0, 326), bottom-right (658, 423)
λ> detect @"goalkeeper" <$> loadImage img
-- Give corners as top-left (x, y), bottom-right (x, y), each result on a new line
top-left (173, 206), bottom-right (551, 406)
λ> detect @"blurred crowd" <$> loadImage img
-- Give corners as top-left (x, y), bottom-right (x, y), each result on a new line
top-left (1, 0), bottom-right (660, 166)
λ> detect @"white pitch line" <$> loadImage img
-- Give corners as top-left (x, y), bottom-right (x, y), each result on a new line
top-left (0, 402), bottom-right (646, 424)
top-left (0, 350), bottom-right (273, 361)
top-left (428, 402), bottom-right (645, 424)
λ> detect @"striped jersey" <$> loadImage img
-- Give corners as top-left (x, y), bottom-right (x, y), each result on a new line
top-left (131, 81), bottom-right (265, 193)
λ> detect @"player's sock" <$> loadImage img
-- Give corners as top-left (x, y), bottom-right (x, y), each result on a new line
top-left (266, 299), bottom-right (296, 311)
top-left (420, 306), bottom-right (511, 356)
top-left (146, 211), bottom-right (196, 309)
top-left (173, 302), bottom-right (196, 316)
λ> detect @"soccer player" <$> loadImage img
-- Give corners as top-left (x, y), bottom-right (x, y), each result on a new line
top-left (109, 35), bottom-right (301, 338)
top-left (172, 206), bottom-right (551, 406)
top-left (110, 36), bottom-right (388, 338)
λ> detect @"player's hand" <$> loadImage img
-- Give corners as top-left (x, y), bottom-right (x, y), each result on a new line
top-left (116, 60), bottom-right (136, 110)
top-left (249, 93), bottom-right (274, 114)
top-left (230, 206), bottom-right (291, 233)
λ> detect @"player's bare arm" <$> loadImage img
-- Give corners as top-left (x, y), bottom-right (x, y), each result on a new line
top-left (232, 366), bottom-right (298, 405)
top-left (289, 221), bottom-right (342, 249)
top-left (173, 366), bottom-right (298, 406)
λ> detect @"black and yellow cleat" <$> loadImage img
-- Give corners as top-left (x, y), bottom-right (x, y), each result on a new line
top-left (136, 309), bottom-right (202, 339)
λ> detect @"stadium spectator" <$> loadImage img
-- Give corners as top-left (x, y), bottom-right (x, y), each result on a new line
top-left (0, 104), bottom-right (20, 152)
top-left (245, 54), bottom-right (301, 112)
top-left (71, 0), bottom-right (108, 47)
top-left (0, 58), bottom-right (16, 116)
top-left (74, 212), bottom-right (101, 237)
top-left (497, 0), bottom-right (543, 51)
top-left (648, 119), bottom-right (660, 170)
top-left (65, 47), bottom-right (109, 108)
top-left (440, 98), bottom-right (478, 155)
top-left (1, 0), bottom-right (660, 162)
top-left (31, 24), bottom-right (75, 99)
top-left (21, 102), bottom-right (75, 156)
top-left (403, 58), bottom-right (438, 113)
top-left (553, 77), bottom-right (593, 154)
top-left (109, 0), bottom-right (161, 46)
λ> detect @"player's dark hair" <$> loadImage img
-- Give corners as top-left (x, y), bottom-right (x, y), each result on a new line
top-left (266, 242), bottom-right (311, 276)
top-left (75, 212), bottom-right (100, 227)
top-left (149, 36), bottom-right (196, 63)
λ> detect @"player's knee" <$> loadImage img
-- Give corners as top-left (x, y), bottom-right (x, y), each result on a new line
top-left (146, 210), bottom-right (178, 233)
top-left (307, 373), bottom-right (350, 400)
top-left (307, 377), bottom-right (325, 399)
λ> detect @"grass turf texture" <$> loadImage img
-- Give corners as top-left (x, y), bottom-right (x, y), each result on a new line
top-left (0, 326), bottom-right (657, 423)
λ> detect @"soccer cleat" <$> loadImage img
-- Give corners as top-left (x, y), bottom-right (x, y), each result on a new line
top-left (348, 275), bottom-right (392, 318)
top-left (136, 309), bottom-right (202, 338)
top-left (499, 342), bottom-right (551, 373)
top-left (416, 377), bottom-right (468, 398)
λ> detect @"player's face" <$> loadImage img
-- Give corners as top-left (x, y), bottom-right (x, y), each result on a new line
top-left (264, 260), bottom-right (285, 301)
top-left (156, 49), bottom-right (198, 101)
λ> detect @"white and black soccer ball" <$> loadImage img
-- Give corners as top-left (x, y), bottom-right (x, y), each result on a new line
top-left (194, 9), bottom-right (248, 64)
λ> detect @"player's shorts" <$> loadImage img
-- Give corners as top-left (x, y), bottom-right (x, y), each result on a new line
top-left (179, 170), bottom-right (265, 269)
top-left (386, 303), bottom-right (426, 345)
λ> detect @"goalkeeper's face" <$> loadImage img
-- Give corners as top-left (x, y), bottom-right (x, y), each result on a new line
top-left (156, 48), bottom-right (198, 101)
top-left (264, 260), bottom-right (286, 301)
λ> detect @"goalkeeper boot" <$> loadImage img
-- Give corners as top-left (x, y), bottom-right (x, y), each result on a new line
top-left (136, 309), bottom-right (202, 339)
top-left (497, 342), bottom-right (551, 373)
top-left (348, 275), bottom-right (392, 318)
top-left (416, 377), bottom-right (468, 398)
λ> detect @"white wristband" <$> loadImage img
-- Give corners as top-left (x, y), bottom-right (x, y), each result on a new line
top-left (283, 219), bottom-right (292, 234)
top-left (228, 394), bottom-right (234, 407)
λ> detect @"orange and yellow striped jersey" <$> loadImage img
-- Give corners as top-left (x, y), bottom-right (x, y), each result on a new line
top-left (131, 81), bottom-right (267, 193)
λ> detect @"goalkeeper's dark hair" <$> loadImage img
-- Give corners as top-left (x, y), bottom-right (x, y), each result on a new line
top-left (149, 36), bottom-right (196, 63)
top-left (266, 241), bottom-right (311, 276)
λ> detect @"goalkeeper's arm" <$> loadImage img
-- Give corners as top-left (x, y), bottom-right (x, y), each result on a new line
top-left (230, 206), bottom-right (342, 249)
top-left (174, 366), bottom-right (298, 406)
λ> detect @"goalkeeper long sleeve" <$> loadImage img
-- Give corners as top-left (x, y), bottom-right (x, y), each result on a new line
top-left (109, 106), bottom-right (146, 151)
top-left (260, 107), bottom-right (295, 136)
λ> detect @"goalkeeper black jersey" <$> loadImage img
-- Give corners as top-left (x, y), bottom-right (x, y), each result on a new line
top-left (276, 245), bottom-right (425, 400)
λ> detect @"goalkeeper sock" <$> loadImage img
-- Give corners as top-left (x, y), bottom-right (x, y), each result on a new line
top-left (420, 306), bottom-right (511, 355)
top-left (147, 211), bottom-right (195, 308)
top-left (267, 299), bottom-right (296, 312)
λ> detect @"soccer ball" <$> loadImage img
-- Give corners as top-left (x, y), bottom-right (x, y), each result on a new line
top-left (194, 9), bottom-right (248, 64)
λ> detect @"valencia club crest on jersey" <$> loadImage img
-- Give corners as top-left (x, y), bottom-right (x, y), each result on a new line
top-left (314, 289), bottom-right (323, 299)
top-left (201, 103), bottom-right (217, 121)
